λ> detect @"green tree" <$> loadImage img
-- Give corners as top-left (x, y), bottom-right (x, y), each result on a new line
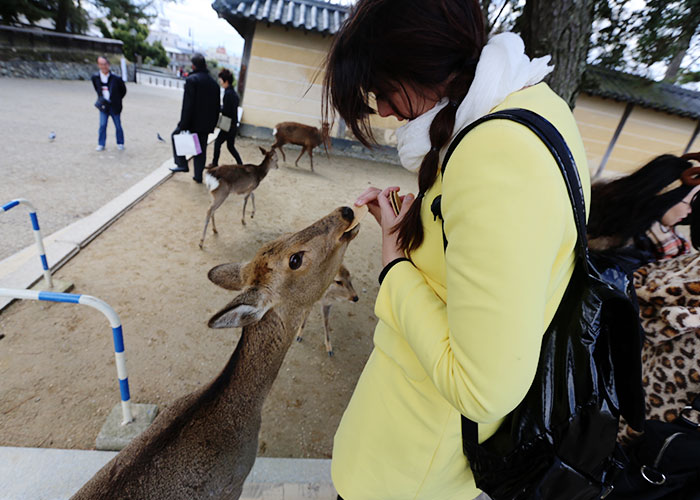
top-left (589, 0), bottom-right (700, 84)
top-left (93, 0), bottom-right (169, 67)
top-left (99, 18), bottom-right (168, 66)
top-left (0, 0), bottom-right (52, 25)
top-left (0, 0), bottom-right (87, 32)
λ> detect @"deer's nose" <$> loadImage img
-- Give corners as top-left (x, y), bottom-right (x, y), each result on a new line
top-left (352, 296), bottom-right (359, 302)
top-left (341, 206), bottom-right (354, 222)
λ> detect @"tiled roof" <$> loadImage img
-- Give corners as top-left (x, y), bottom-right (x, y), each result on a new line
top-left (212, 0), bottom-right (350, 35)
top-left (581, 65), bottom-right (700, 120)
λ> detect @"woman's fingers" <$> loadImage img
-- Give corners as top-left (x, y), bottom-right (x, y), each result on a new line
top-left (354, 187), bottom-right (383, 206)
top-left (397, 193), bottom-right (415, 221)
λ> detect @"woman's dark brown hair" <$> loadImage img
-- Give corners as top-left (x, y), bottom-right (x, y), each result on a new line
top-left (218, 68), bottom-right (233, 85)
top-left (587, 154), bottom-right (698, 244)
top-left (323, 0), bottom-right (486, 252)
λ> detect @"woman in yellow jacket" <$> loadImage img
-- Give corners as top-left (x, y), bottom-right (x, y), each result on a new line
top-left (323, 1), bottom-right (591, 499)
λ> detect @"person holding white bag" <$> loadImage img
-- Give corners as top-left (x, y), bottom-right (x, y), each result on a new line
top-left (170, 53), bottom-right (220, 183)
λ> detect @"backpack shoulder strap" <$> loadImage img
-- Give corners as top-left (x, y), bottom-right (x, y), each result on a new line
top-left (440, 109), bottom-right (589, 268)
top-left (440, 109), bottom-right (590, 445)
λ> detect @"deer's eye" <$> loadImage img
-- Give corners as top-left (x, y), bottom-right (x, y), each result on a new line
top-left (334, 280), bottom-right (343, 286)
top-left (289, 252), bottom-right (304, 270)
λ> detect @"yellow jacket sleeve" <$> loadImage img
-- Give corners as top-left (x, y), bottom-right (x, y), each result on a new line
top-left (374, 119), bottom-right (577, 423)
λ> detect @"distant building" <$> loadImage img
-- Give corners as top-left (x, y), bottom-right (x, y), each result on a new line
top-left (147, 18), bottom-right (194, 73)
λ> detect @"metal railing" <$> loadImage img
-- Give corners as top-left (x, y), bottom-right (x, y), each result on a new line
top-left (2, 199), bottom-right (53, 289)
top-left (0, 288), bottom-right (134, 425)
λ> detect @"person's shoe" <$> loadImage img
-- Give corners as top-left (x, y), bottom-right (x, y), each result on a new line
top-left (169, 166), bottom-right (189, 173)
top-left (117, 144), bottom-right (125, 150)
top-left (192, 177), bottom-right (203, 184)
top-left (95, 145), bottom-right (105, 151)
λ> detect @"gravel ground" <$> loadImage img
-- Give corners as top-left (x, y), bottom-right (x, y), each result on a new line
top-left (0, 78), bottom-right (182, 261)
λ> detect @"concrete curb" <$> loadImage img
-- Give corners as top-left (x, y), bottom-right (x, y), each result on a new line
top-left (0, 162), bottom-right (173, 312)
top-left (0, 446), bottom-right (335, 500)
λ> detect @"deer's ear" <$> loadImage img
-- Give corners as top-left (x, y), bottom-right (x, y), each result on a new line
top-left (208, 263), bottom-right (247, 290)
top-left (259, 146), bottom-right (268, 156)
top-left (208, 287), bottom-right (272, 328)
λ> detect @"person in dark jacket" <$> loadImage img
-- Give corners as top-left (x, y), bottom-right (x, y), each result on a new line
top-left (211, 68), bottom-right (243, 166)
top-left (170, 53), bottom-right (220, 183)
top-left (91, 56), bottom-right (127, 151)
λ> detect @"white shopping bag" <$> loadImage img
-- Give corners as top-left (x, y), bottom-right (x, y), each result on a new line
top-left (173, 131), bottom-right (202, 157)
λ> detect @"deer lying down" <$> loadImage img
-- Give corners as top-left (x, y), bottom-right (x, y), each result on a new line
top-left (296, 264), bottom-right (358, 356)
top-left (71, 206), bottom-right (361, 500)
top-left (271, 121), bottom-right (330, 172)
top-left (200, 147), bottom-right (278, 249)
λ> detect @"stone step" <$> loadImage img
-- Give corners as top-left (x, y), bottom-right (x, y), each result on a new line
top-left (0, 446), bottom-right (335, 500)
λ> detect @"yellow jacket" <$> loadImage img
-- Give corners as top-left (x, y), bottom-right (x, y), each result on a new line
top-left (332, 83), bottom-right (591, 500)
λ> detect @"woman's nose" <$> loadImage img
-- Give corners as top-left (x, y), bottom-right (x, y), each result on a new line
top-left (376, 100), bottom-right (393, 118)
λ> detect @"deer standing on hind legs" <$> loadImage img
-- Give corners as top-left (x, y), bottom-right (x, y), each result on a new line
top-left (71, 206), bottom-right (361, 500)
top-left (200, 146), bottom-right (278, 249)
top-left (296, 264), bottom-right (359, 357)
top-left (271, 122), bottom-right (331, 172)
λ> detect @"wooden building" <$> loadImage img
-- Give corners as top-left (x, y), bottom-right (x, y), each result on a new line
top-left (213, 0), bottom-right (700, 177)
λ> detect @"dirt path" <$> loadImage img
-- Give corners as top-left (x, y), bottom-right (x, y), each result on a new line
top-left (0, 137), bottom-right (416, 459)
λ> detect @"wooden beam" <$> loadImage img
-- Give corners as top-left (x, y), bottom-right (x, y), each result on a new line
top-left (684, 119), bottom-right (700, 155)
top-left (594, 102), bottom-right (634, 179)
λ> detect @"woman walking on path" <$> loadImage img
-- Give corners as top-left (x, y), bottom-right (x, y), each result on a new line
top-left (323, 1), bottom-right (591, 499)
top-left (211, 68), bottom-right (243, 166)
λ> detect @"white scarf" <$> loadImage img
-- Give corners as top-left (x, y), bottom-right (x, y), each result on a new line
top-left (395, 32), bottom-right (554, 172)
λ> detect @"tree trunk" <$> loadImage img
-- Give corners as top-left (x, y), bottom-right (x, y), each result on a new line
top-left (663, 2), bottom-right (700, 83)
top-left (517, 0), bottom-right (595, 108)
top-left (54, 0), bottom-right (71, 32)
top-left (481, 0), bottom-right (493, 34)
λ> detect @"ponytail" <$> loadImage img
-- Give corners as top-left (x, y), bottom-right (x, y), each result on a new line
top-left (394, 73), bottom-right (476, 253)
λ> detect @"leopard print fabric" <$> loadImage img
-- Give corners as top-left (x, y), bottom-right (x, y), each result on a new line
top-left (618, 252), bottom-right (700, 444)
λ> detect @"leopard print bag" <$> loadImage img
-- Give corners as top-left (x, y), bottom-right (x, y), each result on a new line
top-left (619, 252), bottom-right (700, 443)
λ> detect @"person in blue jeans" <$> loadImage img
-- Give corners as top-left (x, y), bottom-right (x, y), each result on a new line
top-left (91, 56), bottom-right (127, 151)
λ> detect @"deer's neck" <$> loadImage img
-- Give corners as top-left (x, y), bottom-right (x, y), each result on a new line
top-left (256, 159), bottom-right (273, 182)
top-left (216, 309), bottom-right (293, 412)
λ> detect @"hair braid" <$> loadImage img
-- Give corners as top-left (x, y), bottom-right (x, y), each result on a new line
top-left (394, 97), bottom-right (461, 253)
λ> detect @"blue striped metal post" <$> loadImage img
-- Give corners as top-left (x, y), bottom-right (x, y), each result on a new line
top-left (0, 288), bottom-right (134, 425)
top-left (1, 199), bottom-right (53, 289)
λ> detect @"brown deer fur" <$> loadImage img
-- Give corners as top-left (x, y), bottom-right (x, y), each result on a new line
top-left (271, 122), bottom-right (330, 172)
top-left (71, 206), bottom-right (360, 500)
top-left (200, 146), bottom-right (278, 249)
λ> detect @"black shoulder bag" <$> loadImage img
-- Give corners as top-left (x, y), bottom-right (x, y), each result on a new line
top-left (436, 109), bottom-right (644, 500)
top-left (610, 396), bottom-right (700, 500)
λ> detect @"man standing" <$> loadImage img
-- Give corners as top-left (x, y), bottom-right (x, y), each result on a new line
top-left (170, 54), bottom-right (220, 183)
top-left (91, 56), bottom-right (127, 151)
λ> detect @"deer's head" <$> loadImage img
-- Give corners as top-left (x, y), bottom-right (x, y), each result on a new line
top-left (259, 146), bottom-right (279, 169)
top-left (208, 206), bottom-right (360, 328)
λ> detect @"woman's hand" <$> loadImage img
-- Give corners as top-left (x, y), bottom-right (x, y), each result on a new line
top-left (355, 186), bottom-right (416, 267)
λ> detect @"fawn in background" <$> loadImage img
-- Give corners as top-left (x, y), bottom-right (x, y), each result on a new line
top-left (200, 146), bottom-right (278, 249)
top-left (296, 264), bottom-right (359, 357)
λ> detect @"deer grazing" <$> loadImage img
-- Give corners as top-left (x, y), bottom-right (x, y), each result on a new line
top-left (71, 206), bottom-right (361, 500)
top-left (200, 146), bottom-right (278, 249)
top-left (271, 121), bottom-right (331, 172)
top-left (296, 264), bottom-right (358, 357)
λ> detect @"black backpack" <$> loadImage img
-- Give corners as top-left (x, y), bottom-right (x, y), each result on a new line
top-left (435, 109), bottom-right (645, 499)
